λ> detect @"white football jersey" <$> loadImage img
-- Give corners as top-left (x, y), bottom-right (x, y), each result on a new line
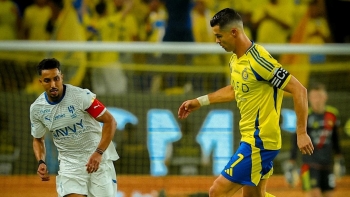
top-left (30, 84), bottom-right (119, 168)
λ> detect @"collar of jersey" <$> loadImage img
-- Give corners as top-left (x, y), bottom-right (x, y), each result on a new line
top-left (245, 40), bottom-right (255, 55)
top-left (45, 84), bottom-right (67, 105)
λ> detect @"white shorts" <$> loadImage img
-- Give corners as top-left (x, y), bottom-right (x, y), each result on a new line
top-left (56, 160), bottom-right (117, 197)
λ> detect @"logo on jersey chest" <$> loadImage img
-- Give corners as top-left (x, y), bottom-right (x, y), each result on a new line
top-left (52, 118), bottom-right (84, 138)
top-left (40, 109), bottom-right (50, 115)
top-left (68, 105), bottom-right (77, 118)
top-left (242, 68), bottom-right (248, 81)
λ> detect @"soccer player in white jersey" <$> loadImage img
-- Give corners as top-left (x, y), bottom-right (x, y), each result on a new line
top-left (30, 58), bottom-right (119, 197)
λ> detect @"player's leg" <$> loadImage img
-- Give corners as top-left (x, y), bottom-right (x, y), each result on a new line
top-left (65, 194), bottom-right (87, 197)
top-left (241, 146), bottom-right (279, 197)
top-left (320, 169), bottom-right (335, 197)
top-left (242, 178), bottom-right (269, 197)
top-left (209, 174), bottom-right (243, 197)
top-left (56, 163), bottom-right (89, 197)
top-left (243, 179), bottom-right (276, 197)
top-left (300, 164), bottom-right (322, 197)
top-left (89, 160), bottom-right (117, 197)
top-left (212, 143), bottom-right (278, 197)
top-left (209, 142), bottom-right (251, 196)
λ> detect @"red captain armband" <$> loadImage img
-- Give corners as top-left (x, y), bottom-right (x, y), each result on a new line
top-left (86, 99), bottom-right (106, 118)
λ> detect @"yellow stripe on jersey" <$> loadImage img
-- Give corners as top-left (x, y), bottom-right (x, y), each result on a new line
top-left (230, 43), bottom-right (291, 150)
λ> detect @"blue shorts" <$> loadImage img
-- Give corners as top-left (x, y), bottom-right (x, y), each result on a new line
top-left (221, 142), bottom-right (279, 186)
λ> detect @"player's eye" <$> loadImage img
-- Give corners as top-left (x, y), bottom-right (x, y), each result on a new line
top-left (44, 79), bottom-right (50, 83)
top-left (54, 76), bottom-right (60, 81)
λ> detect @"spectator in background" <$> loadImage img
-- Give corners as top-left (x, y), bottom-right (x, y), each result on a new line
top-left (161, 0), bottom-right (194, 64)
top-left (279, 0), bottom-right (331, 88)
top-left (162, 0), bottom-right (193, 44)
top-left (20, 0), bottom-right (52, 59)
top-left (230, 0), bottom-right (264, 40)
top-left (0, 0), bottom-right (21, 40)
top-left (191, 0), bottom-right (220, 66)
top-left (138, 0), bottom-right (167, 93)
top-left (251, 0), bottom-right (294, 45)
top-left (161, 0), bottom-right (194, 92)
top-left (289, 82), bottom-right (345, 197)
top-left (88, 0), bottom-right (128, 95)
top-left (26, 0), bottom-right (87, 95)
top-left (21, 0), bottom-right (51, 41)
top-left (141, 0), bottom-right (166, 47)
top-left (45, 0), bottom-right (87, 85)
top-left (110, 0), bottom-right (139, 63)
top-left (191, 0), bottom-right (223, 92)
top-left (205, 0), bottom-right (234, 13)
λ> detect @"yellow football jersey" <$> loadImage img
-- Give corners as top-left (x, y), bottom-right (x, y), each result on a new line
top-left (229, 43), bottom-right (291, 150)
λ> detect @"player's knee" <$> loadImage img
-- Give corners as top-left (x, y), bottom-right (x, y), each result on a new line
top-left (242, 188), bottom-right (263, 197)
top-left (209, 185), bottom-right (220, 197)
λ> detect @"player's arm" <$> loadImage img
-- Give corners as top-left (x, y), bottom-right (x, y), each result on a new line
top-left (86, 99), bottom-right (117, 152)
top-left (85, 98), bottom-right (116, 173)
top-left (283, 76), bottom-right (314, 155)
top-left (178, 85), bottom-right (235, 119)
top-left (33, 137), bottom-right (46, 162)
top-left (33, 137), bottom-right (49, 181)
top-left (94, 110), bottom-right (116, 153)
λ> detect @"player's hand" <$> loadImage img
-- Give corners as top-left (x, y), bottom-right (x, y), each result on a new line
top-left (178, 99), bottom-right (201, 119)
top-left (297, 132), bottom-right (314, 155)
top-left (86, 152), bottom-right (102, 173)
top-left (37, 163), bottom-right (50, 181)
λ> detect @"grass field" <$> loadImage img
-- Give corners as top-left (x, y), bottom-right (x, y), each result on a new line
top-left (1, 175), bottom-right (350, 197)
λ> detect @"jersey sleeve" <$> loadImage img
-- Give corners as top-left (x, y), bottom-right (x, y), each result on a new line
top-left (81, 88), bottom-right (106, 118)
top-left (81, 88), bottom-right (97, 110)
top-left (250, 46), bottom-right (291, 89)
top-left (30, 105), bottom-right (48, 138)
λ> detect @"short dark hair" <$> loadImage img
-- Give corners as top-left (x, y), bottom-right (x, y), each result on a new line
top-left (308, 82), bottom-right (327, 92)
top-left (37, 58), bottom-right (61, 75)
top-left (210, 8), bottom-right (242, 28)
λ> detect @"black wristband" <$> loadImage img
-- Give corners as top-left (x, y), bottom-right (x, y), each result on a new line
top-left (38, 160), bottom-right (46, 166)
top-left (95, 148), bottom-right (104, 155)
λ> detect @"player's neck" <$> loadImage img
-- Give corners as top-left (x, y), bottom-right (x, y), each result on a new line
top-left (236, 36), bottom-right (252, 58)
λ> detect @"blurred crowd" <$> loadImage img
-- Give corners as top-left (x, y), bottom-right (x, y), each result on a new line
top-left (0, 0), bottom-right (333, 94)
top-left (0, 0), bottom-right (331, 52)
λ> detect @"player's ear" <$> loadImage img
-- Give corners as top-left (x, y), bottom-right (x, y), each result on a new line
top-left (231, 28), bottom-right (237, 37)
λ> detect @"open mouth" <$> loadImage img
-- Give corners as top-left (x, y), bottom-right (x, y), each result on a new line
top-left (50, 89), bottom-right (58, 95)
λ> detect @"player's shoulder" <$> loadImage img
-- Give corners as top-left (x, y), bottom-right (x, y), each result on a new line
top-left (65, 84), bottom-right (95, 102)
top-left (30, 92), bottom-right (47, 112)
top-left (246, 43), bottom-right (279, 71)
top-left (66, 84), bottom-right (92, 94)
top-left (325, 105), bottom-right (339, 116)
top-left (247, 43), bottom-right (274, 60)
top-left (246, 43), bottom-right (277, 65)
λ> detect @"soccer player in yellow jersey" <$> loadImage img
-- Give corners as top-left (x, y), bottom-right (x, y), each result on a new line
top-left (178, 8), bottom-right (314, 197)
